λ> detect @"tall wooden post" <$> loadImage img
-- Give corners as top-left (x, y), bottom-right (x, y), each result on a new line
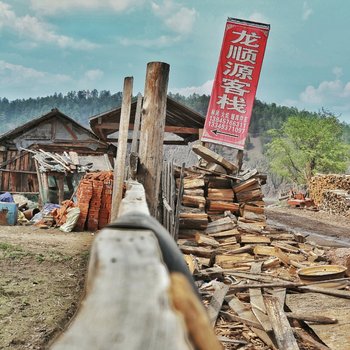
top-left (138, 62), bottom-right (170, 218)
top-left (110, 76), bottom-right (133, 221)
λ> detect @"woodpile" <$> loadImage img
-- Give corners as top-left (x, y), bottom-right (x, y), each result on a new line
top-left (175, 146), bottom-right (350, 349)
top-left (309, 174), bottom-right (350, 206)
top-left (320, 189), bottom-right (350, 216)
top-left (176, 145), bottom-right (266, 238)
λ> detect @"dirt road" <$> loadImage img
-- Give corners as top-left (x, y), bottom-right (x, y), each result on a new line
top-left (1, 206), bottom-right (350, 349)
top-left (266, 206), bottom-right (350, 247)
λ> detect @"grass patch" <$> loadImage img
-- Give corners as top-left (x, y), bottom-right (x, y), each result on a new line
top-left (0, 242), bottom-right (73, 263)
top-left (0, 242), bottom-right (30, 260)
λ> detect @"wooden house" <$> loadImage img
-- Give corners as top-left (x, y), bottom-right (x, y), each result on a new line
top-left (89, 95), bottom-right (205, 145)
top-left (0, 108), bottom-right (114, 202)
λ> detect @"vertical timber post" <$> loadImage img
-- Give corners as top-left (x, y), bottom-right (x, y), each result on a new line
top-left (138, 62), bottom-right (170, 218)
top-left (237, 149), bottom-right (244, 172)
top-left (111, 76), bottom-right (133, 222)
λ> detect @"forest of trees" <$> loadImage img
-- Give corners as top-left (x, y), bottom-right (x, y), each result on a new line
top-left (1, 89), bottom-right (349, 143)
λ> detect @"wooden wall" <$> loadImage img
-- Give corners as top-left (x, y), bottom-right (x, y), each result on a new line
top-left (0, 150), bottom-right (39, 194)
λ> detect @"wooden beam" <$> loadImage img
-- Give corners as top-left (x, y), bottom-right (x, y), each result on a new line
top-left (138, 62), bottom-right (169, 218)
top-left (111, 76), bottom-right (133, 222)
top-left (96, 123), bottom-right (199, 134)
top-left (0, 169), bottom-right (37, 174)
top-left (107, 138), bottom-right (188, 145)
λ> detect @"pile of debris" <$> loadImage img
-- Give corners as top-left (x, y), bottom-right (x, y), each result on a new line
top-left (175, 146), bottom-right (350, 349)
top-left (180, 210), bottom-right (350, 349)
top-left (75, 171), bottom-right (113, 231)
top-left (24, 148), bottom-right (94, 173)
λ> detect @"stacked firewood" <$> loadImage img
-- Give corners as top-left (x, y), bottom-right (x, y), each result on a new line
top-left (320, 189), bottom-right (350, 216)
top-left (309, 174), bottom-right (350, 206)
top-left (176, 144), bottom-right (266, 239)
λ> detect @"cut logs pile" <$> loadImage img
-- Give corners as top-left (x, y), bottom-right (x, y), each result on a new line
top-left (175, 145), bottom-right (350, 350)
top-left (309, 174), bottom-right (350, 216)
top-left (176, 144), bottom-right (266, 239)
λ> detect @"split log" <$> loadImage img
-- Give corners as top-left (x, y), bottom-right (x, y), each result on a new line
top-left (192, 144), bottom-right (238, 173)
top-left (232, 178), bottom-right (259, 193)
top-left (207, 200), bottom-right (240, 213)
top-left (205, 217), bottom-right (236, 234)
top-left (195, 233), bottom-right (220, 248)
top-left (179, 245), bottom-right (215, 259)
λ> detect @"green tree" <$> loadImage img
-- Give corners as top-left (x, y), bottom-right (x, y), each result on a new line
top-left (266, 111), bottom-right (350, 184)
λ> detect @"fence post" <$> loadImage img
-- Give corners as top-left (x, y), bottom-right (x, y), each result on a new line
top-left (110, 76), bottom-right (133, 222)
top-left (138, 62), bottom-right (170, 218)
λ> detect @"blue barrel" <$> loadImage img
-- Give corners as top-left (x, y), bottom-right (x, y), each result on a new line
top-left (0, 202), bottom-right (18, 225)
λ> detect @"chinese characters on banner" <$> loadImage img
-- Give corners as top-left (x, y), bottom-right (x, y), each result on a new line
top-left (201, 18), bottom-right (270, 150)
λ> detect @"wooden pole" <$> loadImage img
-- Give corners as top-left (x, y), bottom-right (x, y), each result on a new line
top-left (130, 93), bottom-right (143, 154)
top-left (110, 76), bottom-right (133, 222)
top-left (138, 62), bottom-right (169, 218)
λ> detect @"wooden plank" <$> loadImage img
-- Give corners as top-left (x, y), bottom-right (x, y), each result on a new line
top-left (249, 262), bottom-right (274, 335)
top-left (264, 296), bottom-right (300, 350)
top-left (111, 76), bottom-right (133, 221)
top-left (240, 235), bottom-right (271, 244)
top-left (138, 62), bottom-right (169, 218)
top-left (207, 282), bottom-right (229, 327)
top-left (228, 295), bottom-right (276, 349)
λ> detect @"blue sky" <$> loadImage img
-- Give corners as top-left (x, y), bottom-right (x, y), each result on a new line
top-left (1, 1), bottom-right (350, 122)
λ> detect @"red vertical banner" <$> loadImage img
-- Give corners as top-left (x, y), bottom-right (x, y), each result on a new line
top-left (201, 18), bottom-right (270, 150)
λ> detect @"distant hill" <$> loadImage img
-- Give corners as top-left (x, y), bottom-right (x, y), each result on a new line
top-left (1, 89), bottom-right (349, 156)
top-left (1, 89), bottom-right (349, 197)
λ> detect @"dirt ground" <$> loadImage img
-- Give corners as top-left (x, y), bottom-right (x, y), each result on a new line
top-left (0, 205), bottom-right (350, 349)
top-left (265, 203), bottom-right (350, 247)
top-left (0, 226), bottom-right (94, 350)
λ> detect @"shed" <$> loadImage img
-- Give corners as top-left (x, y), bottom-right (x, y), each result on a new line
top-left (89, 96), bottom-right (205, 145)
top-left (0, 108), bottom-right (114, 202)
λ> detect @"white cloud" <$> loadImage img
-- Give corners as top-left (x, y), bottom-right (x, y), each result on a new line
top-left (247, 12), bottom-right (270, 24)
top-left (119, 34), bottom-right (180, 48)
top-left (31, 0), bottom-right (145, 14)
top-left (302, 2), bottom-right (313, 21)
top-left (282, 68), bottom-right (350, 121)
top-left (84, 69), bottom-right (104, 81)
top-left (0, 1), bottom-right (97, 50)
top-left (0, 60), bottom-right (71, 86)
top-left (300, 79), bottom-right (344, 104)
top-left (170, 80), bottom-right (213, 97)
top-left (333, 66), bottom-right (343, 79)
top-left (151, 0), bottom-right (197, 35)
